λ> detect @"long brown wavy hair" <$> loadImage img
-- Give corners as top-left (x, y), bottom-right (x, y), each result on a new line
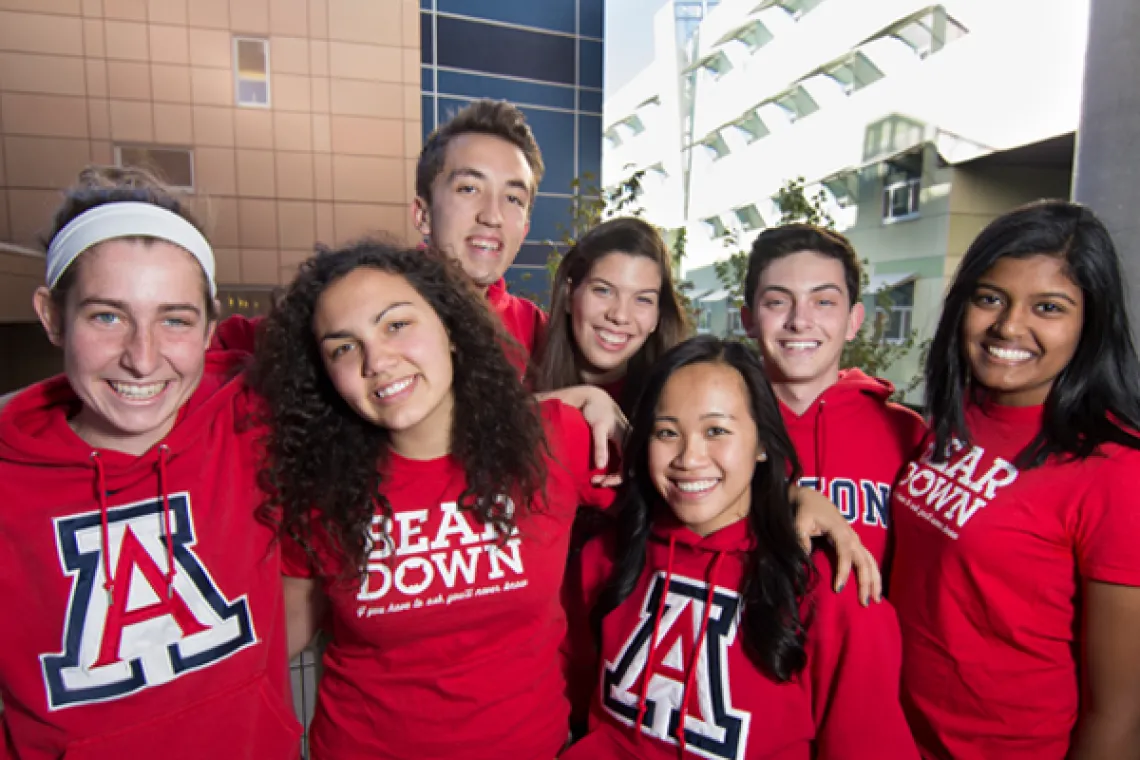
top-left (250, 239), bottom-right (548, 580)
top-left (530, 217), bottom-right (691, 412)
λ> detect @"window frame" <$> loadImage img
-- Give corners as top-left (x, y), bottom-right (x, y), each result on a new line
top-left (233, 36), bottom-right (272, 108)
top-left (882, 176), bottom-right (921, 223)
top-left (113, 145), bottom-right (196, 191)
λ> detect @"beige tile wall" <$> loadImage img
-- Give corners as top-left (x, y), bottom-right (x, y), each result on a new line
top-left (0, 0), bottom-right (422, 304)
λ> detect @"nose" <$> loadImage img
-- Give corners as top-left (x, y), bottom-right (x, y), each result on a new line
top-left (675, 433), bottom-right (709, 470)
top-left (120, 324), bottom-right (160, 376)
top-left (361, 340), bottom-right (399, 377)
top-left (993, 302), bottom-right (1029, 340)
top-left (605, 295), bottom-right (631, 325)
top-left (783, 301), bottom-right (809, 332)
top-left (476, 193), bottom-right (504, 227)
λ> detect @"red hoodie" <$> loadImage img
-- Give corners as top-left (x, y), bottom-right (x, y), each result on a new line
top-left (281, 399), bottom-right (612, 759)
top-left (563, 517), bottom-right (918, 759)
top-left (779, 370), bottom-right (926, 564)
top-left (0, 353), bottom-right (300, 760)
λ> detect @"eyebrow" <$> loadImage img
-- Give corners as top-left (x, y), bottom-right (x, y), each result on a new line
top-left (77, 297), bottom-right (202, 315)
top-left (760, 283), bottom-right (844, 297)
top-left (588, 276), bottom-right (659, 295)
top-left (318, 301), bottom-right (412, 343)
top-left (976, 281), bottom-right (1080, 306)
top-left (655, 412), bottom-right (736, 422)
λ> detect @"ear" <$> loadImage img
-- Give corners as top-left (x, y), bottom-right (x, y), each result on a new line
top-left (740, 304), bottom-right (756, 338)
top-left (204, 298), bottom-right (222, 345)
top-left (845, 302), bottom-right (865, 341)
top-left (33, 287), bottom-right (64, 347)
top-left (412, 196), bottom-right (432, 239)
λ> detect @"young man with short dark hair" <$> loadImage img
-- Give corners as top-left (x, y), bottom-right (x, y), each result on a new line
top-left (741, 224), bottom-right (926, 564)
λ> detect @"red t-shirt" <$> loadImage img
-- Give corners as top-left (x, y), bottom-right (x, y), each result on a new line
top-left (282, 400), bottom-right (612, 760)
top-left (562, 517), bottom-right (918, 760)
top-left (0, 354), bottom-right (300, 760)
top-left (890, 401), bottom-right (1140, 759)
top-left (780, 370), bottom-right (926, 565)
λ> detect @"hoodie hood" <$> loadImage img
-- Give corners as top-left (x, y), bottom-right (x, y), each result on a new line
top-left (0, 350), bottom-right (252, 603)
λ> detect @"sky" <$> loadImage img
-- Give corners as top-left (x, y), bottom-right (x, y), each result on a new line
top-left (604, 0), bottom-right (672, 93)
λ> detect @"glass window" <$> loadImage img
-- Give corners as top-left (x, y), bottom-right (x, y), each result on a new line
top-left (115, 146), bottom-right (194, 189)
top-left (234, 37), bottom-right (270, 107)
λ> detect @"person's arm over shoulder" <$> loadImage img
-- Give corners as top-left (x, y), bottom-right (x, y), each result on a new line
top-left (807, 551), bottom-right (919, 760)
top-left (540, 399), bottom-right (616, 510)
top-left (1070, 452), bottom-right (1140, 758)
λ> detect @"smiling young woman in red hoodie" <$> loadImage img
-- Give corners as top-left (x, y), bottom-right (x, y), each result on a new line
top-left (563, 336), bottom-right (917, 759)
top-left (0, 167), bottom-right (300, 760)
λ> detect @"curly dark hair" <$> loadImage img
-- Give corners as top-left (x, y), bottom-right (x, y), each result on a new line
top-left (592, 336), bottom-right (812, 682)
top-left (249, 239), bottom-right (549, 580)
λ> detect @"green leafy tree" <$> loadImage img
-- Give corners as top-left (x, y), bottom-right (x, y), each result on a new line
top-left (714, 176), bottom-right (927, 395)
top-left (517, 170), bottom-right (698, 323)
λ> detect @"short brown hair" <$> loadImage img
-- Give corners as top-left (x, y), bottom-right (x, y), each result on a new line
top-left (743, 223), bottom-right (862, 310)
top-left (415, 99), bottom-right (545, 206)
top-left (45, 165), bottom-right (217, 320)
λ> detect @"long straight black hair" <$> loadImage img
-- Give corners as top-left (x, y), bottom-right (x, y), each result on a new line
top-left (926, 199), bottom-right (1140, 467)
top-left (591, 336), bottom-right (812, 682)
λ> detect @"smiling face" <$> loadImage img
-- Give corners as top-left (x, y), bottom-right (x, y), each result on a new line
top-left (743, 250), bottom-right (863, 401)
top-left (649, 362), bottom-right (765, 537)
top-left (33, 239), bottom-right (217, 456)
top-left (962, 254), bottom-right (1083, 407)
top-left (569, 252), bottom-right (662, 384)
top-left (314, 267), bottom-right (456, 459)
top-left (412, 132), bottom-right (533, 290)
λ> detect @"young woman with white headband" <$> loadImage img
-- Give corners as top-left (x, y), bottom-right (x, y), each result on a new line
top-left (0, 166), bottom-right (301, 760)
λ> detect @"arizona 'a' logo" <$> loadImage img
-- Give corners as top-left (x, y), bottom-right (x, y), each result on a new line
top-left (602, 573), bottom-right (750, 760)
top-left (41, 493), bottom-right (256, 710)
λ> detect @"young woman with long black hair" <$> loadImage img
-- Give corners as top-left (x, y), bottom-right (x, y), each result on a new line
top-left (563, 337), bottom-right (916, 759)
top-left (890, 200), bottom-right (1140, 759)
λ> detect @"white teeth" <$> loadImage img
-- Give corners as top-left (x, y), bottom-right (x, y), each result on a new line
top-left (783, 341), bottom-right (820, 350)
top-left (109, 381), bottom-right (166, 400)
top-left (597, 329), bottom-right (630, 346)
top-left (987, 346), bottom-right (1033, 361)
top-left (470, 239), bottom-right (501, 252)
top-left (375, 377), bottom-right (414, 398)
top-left (676, 479), bottom-right (718, 493)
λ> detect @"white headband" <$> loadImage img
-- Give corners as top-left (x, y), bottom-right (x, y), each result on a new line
top-left (46, 202), bottom-right (217, 296)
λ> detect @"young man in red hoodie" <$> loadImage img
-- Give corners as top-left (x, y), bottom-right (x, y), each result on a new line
top-left (740, 224), bottom-right (926, 564)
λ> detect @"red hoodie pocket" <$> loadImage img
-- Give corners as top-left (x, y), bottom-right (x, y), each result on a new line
top-left (60, 673), bottom-right (302, 760)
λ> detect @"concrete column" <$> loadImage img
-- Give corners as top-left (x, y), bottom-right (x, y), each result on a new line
top-left (1072, 0), bottom-right (1140, 339)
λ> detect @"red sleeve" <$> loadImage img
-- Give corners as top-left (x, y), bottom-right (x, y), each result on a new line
top-left (807, 552), bottom-right (919, 759)
top-left (280, 530), bottom-right (315, 579)
top-left (532, 305), bottom-right (548, 354)
top-left (210, 314), bottom-right (262, 353)
top-left (1075, 451), bottom-right (1140, 587)
top-left (561, 535), bottom-right (614, 724)
top-left (541, 400), bottom-right (616, 510)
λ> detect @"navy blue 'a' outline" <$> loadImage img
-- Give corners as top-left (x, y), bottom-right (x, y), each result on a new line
top-left (602, 573), bottom-right (746, 760)
top-left (41, 493), bottom-right (256, 709)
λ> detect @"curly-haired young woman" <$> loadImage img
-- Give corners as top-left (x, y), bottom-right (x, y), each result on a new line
top-left (251, 240), bottom-right (614, 760)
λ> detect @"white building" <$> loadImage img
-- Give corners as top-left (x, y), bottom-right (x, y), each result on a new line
top-left (604, 0), bottom-right (1089, 401)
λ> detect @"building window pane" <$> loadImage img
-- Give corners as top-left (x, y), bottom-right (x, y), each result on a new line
top-left (115, 146), bottom-right (194, 189)
top-left (234, 37), bottom-right (270, 107)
